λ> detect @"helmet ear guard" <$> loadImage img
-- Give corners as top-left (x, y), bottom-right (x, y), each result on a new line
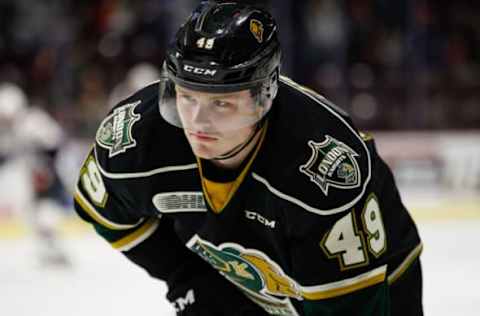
top-left (264, 68), bottom-right (279, 101)
top-left (249, 67), bottom-right (278, 109)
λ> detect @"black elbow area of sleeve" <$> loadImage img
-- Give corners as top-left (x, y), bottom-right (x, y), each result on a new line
top-left (73, 201), bottom-right (95, 224)
top-left (121, 216), bottom-right (201, 281)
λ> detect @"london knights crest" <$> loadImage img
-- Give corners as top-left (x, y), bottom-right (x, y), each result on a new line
top-left (299, 136), bottom-right (361, 195)
top-left (96, 101), bottom-right (141, 157)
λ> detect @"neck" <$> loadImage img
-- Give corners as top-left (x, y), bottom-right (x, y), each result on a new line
top-left (210, 129), bottom-right (263, 170)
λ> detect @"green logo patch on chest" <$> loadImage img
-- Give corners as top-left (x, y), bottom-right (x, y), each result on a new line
top-left (187, 235), bottom-right (301, 316)
top-left (96, 101), bottom-right (141, 157)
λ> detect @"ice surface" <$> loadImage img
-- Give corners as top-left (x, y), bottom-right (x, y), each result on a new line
top-left (0, 233), bottom-right (175, 316)
top-left (2, 219), bottom-right (480, 316)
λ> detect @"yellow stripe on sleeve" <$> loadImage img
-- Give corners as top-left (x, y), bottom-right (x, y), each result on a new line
top-left (74, 187), bottom-right (141, 230)
top-left (111, 217), bottom-right (160, 251)
top-left (301, 265), bottom-right (387, 300)
top-left (387, 243), bottom-right (423, 285)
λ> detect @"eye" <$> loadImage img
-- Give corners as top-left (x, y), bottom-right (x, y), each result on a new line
top-left (212, 100), bottom-right (234, 109)
top-left (179, 94), bottom-right (196, 103)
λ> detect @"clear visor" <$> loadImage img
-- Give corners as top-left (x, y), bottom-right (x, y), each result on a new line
top-left (159, 77), bottom-right (272, 132)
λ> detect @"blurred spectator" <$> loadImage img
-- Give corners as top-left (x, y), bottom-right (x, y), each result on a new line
top-left (108, 62), bottom-right (160, 107)
top-left (0, 0), bottom-right (479, 135)
top-left (0, 82), bottom-right (71, 267)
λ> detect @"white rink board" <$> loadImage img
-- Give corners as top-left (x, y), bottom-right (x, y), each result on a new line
top-left (1, 220), bottom-right (480, 316)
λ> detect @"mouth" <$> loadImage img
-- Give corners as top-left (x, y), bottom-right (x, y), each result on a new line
top-left (188, 131), bottom-right (218, 142)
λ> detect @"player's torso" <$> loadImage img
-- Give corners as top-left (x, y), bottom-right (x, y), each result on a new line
top-left (98, 79), bottom-right (420, 316)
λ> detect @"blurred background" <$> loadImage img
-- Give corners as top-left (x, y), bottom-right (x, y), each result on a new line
top-left (0, 0), bottom-right (479, 315)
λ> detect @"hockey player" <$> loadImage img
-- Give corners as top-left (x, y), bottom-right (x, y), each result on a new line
top-left (0, 82), bottom-right (70, 266)
top-left (73, 1), bottom-right (423, 315)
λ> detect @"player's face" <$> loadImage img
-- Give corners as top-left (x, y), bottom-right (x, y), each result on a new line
top-left (175, 86), bottom-right (257, 159)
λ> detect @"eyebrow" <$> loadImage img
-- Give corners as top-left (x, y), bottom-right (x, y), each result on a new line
top-left (176, 89), bottom-right (240, 99)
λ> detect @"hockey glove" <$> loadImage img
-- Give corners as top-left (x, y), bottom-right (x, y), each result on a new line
top-left (167, 259), bottom-right (268, 316)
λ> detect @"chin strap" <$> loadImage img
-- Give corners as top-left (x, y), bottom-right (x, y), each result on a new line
top-left (211, 120), bottom-right (264, 161)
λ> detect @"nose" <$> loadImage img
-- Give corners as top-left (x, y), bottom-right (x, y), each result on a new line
top-left (190, 103), bottom-right (213, 129)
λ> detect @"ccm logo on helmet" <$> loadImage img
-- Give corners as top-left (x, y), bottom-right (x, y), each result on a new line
top-left (183, 65), bottom-right (217, 76)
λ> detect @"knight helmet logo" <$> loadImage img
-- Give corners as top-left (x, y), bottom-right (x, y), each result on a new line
top-left (250, 19), bottom-right (264, 43)
top-left (299, 136), bottom-right (361, 195)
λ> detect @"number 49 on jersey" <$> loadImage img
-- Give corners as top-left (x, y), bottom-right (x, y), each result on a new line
top-left (321, 194), bottom-right (387, 270)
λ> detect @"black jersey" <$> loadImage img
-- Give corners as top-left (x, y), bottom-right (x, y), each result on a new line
top-left (74, 76), bottom-right (422, 316)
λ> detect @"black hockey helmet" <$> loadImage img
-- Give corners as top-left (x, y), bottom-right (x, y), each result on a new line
top-left (159, 1), bottom-right (281, 131)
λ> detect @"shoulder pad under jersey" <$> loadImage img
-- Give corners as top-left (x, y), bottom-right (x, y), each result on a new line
top-left (94, 82), bottom-right (196, 177)
top-left (254, 77), bottom-right (371, 216)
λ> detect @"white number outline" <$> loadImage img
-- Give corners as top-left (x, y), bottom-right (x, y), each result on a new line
top-left (361, 193), bottom-right (387, 258)
top-left (320, 193), bottom-right (387, 270)
top-left (320, 212), bottom-right (369, 271)
top-left (80, 156), bottom-right (108, 208)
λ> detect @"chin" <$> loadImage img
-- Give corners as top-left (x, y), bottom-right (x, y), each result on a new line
top-left (190, 143), bottom-right (219, 159)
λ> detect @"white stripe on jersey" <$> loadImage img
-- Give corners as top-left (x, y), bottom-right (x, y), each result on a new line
top-left (94, 145), bottom-right (197, 179)
top-left (252, 173), bottom-right (361, 215)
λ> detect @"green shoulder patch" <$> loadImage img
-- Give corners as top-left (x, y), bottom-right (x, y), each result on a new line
top-left (96, 101), bottom-right (141, 157)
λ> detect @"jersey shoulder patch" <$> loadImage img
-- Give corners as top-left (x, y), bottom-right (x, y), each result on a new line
top-left (255, 79), bottom-right (371, 215)
top-left (94, 82), bottom-right (196, 177)
top-left (299, 135), bottom-right (362, 196)
top-left (96, 100), bottom-right (142, 158)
